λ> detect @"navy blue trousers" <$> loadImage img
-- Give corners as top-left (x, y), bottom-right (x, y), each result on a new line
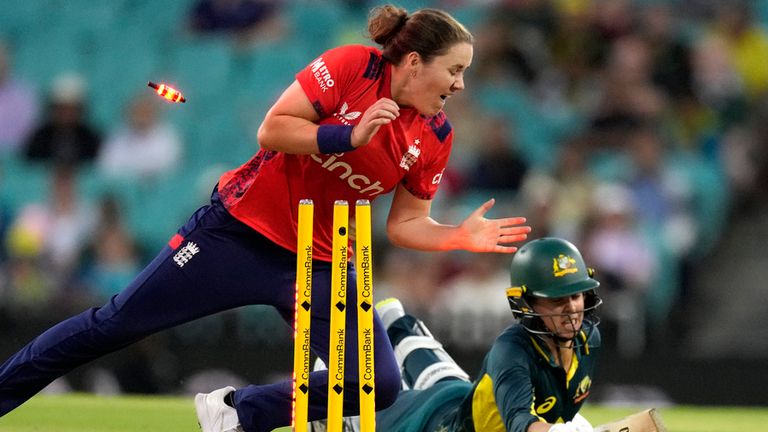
top-left (0, 192), bottom-right (400, 431)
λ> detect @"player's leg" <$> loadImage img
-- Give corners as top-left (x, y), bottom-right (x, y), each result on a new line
top-left (319, 298), bottom-right (471, 432)
top-left (0, 195), bottom-right (295, 417)
top-left (221, 264), bottom-right (400, 432)
top-left (377, 298), bottom-right (470, 390)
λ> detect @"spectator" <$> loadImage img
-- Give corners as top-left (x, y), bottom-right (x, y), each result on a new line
top-left (588, 35), bottom-right (668, 149)
top-left (374, 247), bottom-right (444, 316)
top-left (624, 125), bottom-right (697, 260)
top-left (464, 118), bottom-right (528, 193)
top-left (82, 195), bottom-right (141, 301)
top-left (690, 34), bottom-right (745, 122)
top-left (7, 164), bottom-right (96, 280)
top-left (712, 2), bottom-right (768, 100)
top-left (431, 252), bottom-right (511, 347)
top-left (97, 94), bottom-right (182, 183)
top-left (638, 3), bottom-right (693, 102)
top-left (582, 182), bottom-right (657, 357)
top-left (0, 40), bottom-right (39, 155)
top-left (637, 3), bottom-right (721, 157)
top-left (720, 96), bottom-right (768, 209)
top-left (23, 73), bottom-right (101, 168)
top-left (520, 137), bottom-right (596, 241)
top-left (188, 0), bottom-right (285, 47)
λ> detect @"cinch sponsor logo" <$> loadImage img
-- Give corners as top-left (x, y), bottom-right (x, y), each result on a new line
top-left (432, 168), bottom-right (445, 185)
top-left (310, 153), bottom-right (385, 197)
top-left (310, 57), bottom-right (334, 92)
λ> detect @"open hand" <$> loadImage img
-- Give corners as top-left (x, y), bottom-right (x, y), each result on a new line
top-left (457, 198), bottom-right (531, 253)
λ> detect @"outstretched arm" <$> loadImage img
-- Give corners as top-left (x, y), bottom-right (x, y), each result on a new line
top-left (386, 184), bottom-right (530, 252)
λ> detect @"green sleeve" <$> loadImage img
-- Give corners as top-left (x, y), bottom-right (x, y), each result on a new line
top-left (486, 335), bottom-right (540, 432)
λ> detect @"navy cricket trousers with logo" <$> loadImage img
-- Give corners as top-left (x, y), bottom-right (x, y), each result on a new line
top-left (0, 191), bottom-right (400, 432)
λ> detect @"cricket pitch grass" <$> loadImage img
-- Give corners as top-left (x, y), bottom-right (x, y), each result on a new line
top-left (1, 393), bottom-right (766, 431)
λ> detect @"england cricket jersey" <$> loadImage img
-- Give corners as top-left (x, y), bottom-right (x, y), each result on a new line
top-left (218, 45), bottom-right (454, 261)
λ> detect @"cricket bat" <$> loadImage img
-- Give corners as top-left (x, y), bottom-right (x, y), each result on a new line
top-left (593, 408), bottom-right (667, 432)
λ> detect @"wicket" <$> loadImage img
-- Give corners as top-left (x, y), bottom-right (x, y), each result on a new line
top-left (291, 199), bottom-right (376, 432)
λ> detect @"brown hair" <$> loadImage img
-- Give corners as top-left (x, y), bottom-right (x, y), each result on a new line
top-left (367, 5), bottom-right (473, 64)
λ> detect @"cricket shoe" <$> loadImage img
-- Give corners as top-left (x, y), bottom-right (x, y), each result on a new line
top-left (195, 386), bottom-right (243, 432)
top-left (375, 297), bottom-right (406, 331)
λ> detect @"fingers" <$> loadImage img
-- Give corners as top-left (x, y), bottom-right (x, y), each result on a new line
top-left (369, 117), bottom-right (395, 127)
top-left (496, 216), bottom-right (528, 227)
top-left (499, 234), bottom-right (529, 245)
top-left (499, 226), bottom-right (531, 236)
top-left (473, 198), bottom-right (496, 217)
top-left (487, 219), bottom-right (530, 253)
top-left (353, 98), bottom-right (399, 147)
top-left (472, 200), bottom-right (528, 229)
top-left (492, 245), bottom-right (519, 253)
top-left (368, 98), bottom-right (399, 120)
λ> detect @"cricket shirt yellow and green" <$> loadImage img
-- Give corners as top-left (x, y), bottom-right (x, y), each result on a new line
top-left (376, 322), bottom-right (600, 432)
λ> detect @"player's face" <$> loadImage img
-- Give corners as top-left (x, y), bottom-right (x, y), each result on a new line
top-left (407, 42), bottom-right (473, 117)
top-left (533, 293), bottom-right (585, 339)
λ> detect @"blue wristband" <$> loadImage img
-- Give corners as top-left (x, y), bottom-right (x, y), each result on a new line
top-left (317, 124), bottom-right (355, 154)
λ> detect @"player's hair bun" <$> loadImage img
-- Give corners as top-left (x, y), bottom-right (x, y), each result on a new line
top-left (367, 5), bottom-right (408, 47)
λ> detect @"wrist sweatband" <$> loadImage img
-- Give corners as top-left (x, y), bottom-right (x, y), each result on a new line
top-left (317, 124), bottom-right (355, 154)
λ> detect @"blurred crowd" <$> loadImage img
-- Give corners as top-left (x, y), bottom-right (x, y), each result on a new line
top-left (1, 0), bottom-right (768, 395)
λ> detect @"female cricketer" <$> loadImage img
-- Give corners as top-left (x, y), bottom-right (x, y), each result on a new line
top-left (0, 5), bottom-right (530, 432)
top-left (370, 237), bottom-right (601, 432)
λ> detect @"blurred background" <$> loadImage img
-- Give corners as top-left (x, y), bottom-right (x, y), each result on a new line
top-left (1, 0), bottom-right (766, 407)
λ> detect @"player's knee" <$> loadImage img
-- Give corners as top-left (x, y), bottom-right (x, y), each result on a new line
top-left (373, 353), bottom-right (401, 410)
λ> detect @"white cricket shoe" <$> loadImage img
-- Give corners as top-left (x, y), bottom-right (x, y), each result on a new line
top-left (376, 297), bottom-right (405, 330)
top-left (195, 386), bottom-right (244, 432)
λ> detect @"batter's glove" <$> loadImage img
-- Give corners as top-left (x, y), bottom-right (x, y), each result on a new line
top-left (548, 413), bottom-right (593, 432)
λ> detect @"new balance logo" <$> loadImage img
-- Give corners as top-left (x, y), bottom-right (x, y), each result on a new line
top-left (174, 242), bottom-right (200, 267)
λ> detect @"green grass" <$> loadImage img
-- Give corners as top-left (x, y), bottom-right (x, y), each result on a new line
top-left (1, 393), bottom-right (767, 431)
top-left (580, 405), bottom-right (768, 432)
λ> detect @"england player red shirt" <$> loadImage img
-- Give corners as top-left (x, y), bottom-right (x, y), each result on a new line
top-left (218, 45), bottom-right (454, 261)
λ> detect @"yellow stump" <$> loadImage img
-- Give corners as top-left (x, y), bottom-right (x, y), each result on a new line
top-left (355, 199), bottom-right (376, 431)
top-left (292, 199), bottom-right (313, 432)
top-left (328, 201), bottom-right (349, 431)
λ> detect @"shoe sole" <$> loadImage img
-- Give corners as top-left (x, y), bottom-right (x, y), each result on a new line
top-left (194, 393), bottom-right (213, 431)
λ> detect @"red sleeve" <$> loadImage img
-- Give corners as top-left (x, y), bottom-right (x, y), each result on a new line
top-left (402, 113), bottom-right (455, 200)
top-left (295, 45), bottom-right (373, 119)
